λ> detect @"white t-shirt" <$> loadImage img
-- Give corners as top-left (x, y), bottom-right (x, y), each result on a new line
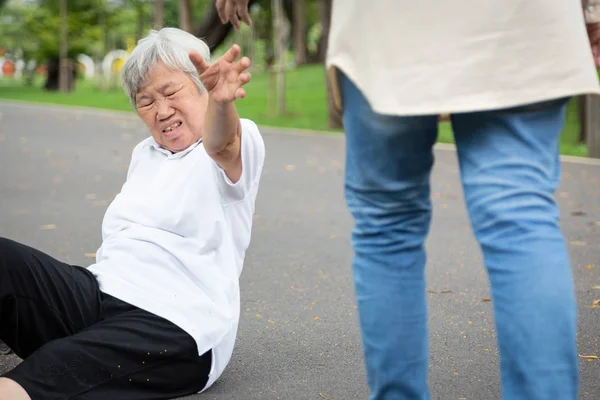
top-left (87, 118), bottom-right (265, 391)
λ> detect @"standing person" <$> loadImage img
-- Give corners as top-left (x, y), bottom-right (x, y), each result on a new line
top-left (217, 1), bottom-right (600, 399)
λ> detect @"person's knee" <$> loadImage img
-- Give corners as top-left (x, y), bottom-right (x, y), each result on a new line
top-left (464, 177), bottom-right (561, 250)
top-left (0, 378), bottom-right (31, 400)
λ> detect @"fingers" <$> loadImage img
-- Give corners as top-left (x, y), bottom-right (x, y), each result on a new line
top-left (235, 87), bottom-right (246, 99)
top-left (216, 0), bottom-right (251, 29)
top-left (239, 71), bottom-right (251, 85)
top-left (225, 0), bottom-right (241, 30)
top-left (234, 56), bottom-right (251, 73)
top-left (222, 44), bottom-right (241, 64)
top-left (189, 50), bottom-right (210, 73)
top-left (216, 0), bottom-right (227, 24)
top-left (239, 0), bottom-right (252, 26)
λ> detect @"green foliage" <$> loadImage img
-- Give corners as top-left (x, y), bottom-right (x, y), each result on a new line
top-left (0, 0), bottom-right (111, 62)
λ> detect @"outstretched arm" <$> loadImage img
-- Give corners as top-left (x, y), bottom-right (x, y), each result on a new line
top-left (189, 44), bottom-right (252, 183)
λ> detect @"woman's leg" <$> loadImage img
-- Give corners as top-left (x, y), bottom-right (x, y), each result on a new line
top-left (452, 98), bottom-right (578, 400)
top-left (0, 237), bottom-right (102, 359)
top-left (4, 296), bottom-right (212, 400)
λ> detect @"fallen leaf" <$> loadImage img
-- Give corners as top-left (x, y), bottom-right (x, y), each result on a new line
top-left (570, 241), bottom-right (587, 246)
top-left (40, 224), bottom-right (57, 230)
top-left (93, 200), bottom-right (109, 207)
top-left (267, 319), bottom-right (274, 324)
top-left (593, 286), bottom-right (600, 290)
top-left (329, 234), bottom-right (336, 239)
top-left (255, 314), bottom-right (262, 318)
top-left (570, 211), bottom-right (586, 217)
top-left (85, 193), bottom-right (97, 200)
top-left (578, 354), bottom-right (599, 360)
top-left (314, 316), bottom-right (319, 321)
top-left (592, 299), bottom-right (600, 308)
top-left (591, 221), bottom-right (600, 227)
top-left (441, 290), bottom-right (453, 294)
top-left (426, 290), bottom-right (438, 294)
top-left (284, 164), bottom-right (296, 171)
top-left (85, 253), bottom-right (96, 258)
top-left (586, 265), bottom-right (596, 270)
top-left (482, 298), bottom-right (492, 302)
top-left (319, 393), bottom-right (336, 400)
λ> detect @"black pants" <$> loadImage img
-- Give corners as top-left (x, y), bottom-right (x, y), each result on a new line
top-left (0, 237), bottom-right (211, 400)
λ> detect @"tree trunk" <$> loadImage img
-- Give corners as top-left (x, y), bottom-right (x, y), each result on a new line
top-left (272, 0), bottom-right (289, 115)
top-left (317, 0), bottom-right (341, 129)
top-left (179, 0), bottom-right (192, 32)
top-left (58, 0), bottom-right (70, 92)
top-left (315, 0), bottom-right (332, 63)
top-left (580, 95), bottom-right (600, 158)
top-left (136, 2), bottom-right (146, 41)
top-left (578, 96), bottom-right (587, 143)
top-left (194, 0), bottom-right (259, 52)
top-left (154, 0), bottom-right (165, 29)
top-left (292, 0), bottom-right (307, 65)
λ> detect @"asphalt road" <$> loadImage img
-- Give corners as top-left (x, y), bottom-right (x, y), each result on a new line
top-left (0, 101), bottom-right (598, 400)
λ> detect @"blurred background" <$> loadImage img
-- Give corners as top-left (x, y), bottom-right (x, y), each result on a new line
top-left (0, 0), bottom-right (599, 158)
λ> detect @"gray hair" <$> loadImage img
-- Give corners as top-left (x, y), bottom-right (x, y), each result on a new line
top-left (120, 27), bottom-right (211, 105)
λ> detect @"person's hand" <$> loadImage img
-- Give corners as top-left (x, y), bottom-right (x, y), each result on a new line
top-left (189, 44), bottom-right (251, 104)
top-left (215, 0), bottom-right (252, 30)
top-left (587, 22), bottom-right (600, 68)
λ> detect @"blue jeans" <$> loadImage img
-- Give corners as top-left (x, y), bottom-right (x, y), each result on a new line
top-left (339, 74), bottom-right (578, 400)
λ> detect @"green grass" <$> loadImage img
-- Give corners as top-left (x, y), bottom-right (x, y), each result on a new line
top-left (0, 65), bottom-right (589, 157)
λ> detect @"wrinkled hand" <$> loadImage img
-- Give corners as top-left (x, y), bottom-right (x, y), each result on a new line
top-left (216, 0), bottom-right (252, 30)
top-left (588, 23), bottom-right (600, 68)
top-left (189, 44), bottom-right (251, 104)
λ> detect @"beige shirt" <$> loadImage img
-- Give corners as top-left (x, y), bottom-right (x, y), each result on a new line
top-left (326, 0), bottom-right (600, 116)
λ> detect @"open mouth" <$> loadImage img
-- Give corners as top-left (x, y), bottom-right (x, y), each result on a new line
top-left (162, 121), bottom-right (182, 134)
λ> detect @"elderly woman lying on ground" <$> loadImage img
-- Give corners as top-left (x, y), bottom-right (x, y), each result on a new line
top-left (0, 27), bottom-right (265, 400)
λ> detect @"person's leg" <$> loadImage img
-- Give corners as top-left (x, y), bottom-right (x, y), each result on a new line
top-left (339, 73), bottom-right (438, 400)
top-left (451, 98), bottom-right (578, 400)
top-left (0, 237), bottom-right (102, 359)
top-left (4, 296), bottom-right (212, 400)
top-left (0, 237), bottom-right (103, 399)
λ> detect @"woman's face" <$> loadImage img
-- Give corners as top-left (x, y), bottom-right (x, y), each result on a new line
top-left (135, 61), bottom-right (208, 153)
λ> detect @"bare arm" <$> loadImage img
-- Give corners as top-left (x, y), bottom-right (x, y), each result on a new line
top-left (189, 44), bottom-right (251, 183)
top-left (203, 99), bottom-right (242, 182)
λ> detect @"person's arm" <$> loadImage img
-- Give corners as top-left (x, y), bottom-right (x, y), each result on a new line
top-left (203, 99), bottom-right (242, 182)
top-left (189, 44), bottom-right (251, 183)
